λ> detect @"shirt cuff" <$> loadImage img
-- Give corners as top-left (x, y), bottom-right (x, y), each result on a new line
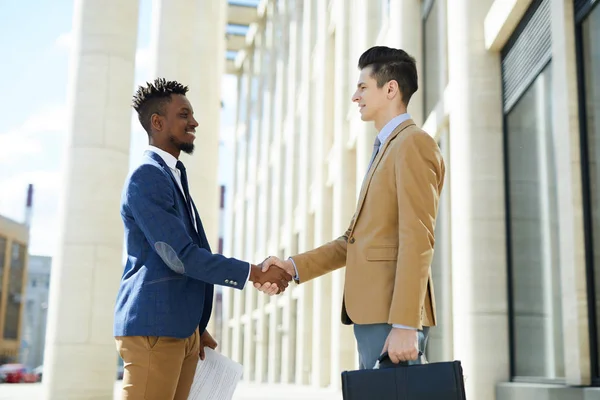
top-left (288, 257), bottom-right (300, 281)
top-left (392, 324), bottom-right (417, 330)
top-left (245, 262), bottom-right (252, 285)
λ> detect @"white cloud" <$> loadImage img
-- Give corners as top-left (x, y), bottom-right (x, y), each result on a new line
top-left (0, 105), bottom-right (67, 163)
top-left (54, 31), bottom-right (73, 51)
top-left (0, 133), bottom-right (43, 161)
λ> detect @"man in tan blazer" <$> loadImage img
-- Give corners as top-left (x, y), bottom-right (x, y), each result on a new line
top-left (257, 46), bottom-right (445, 369)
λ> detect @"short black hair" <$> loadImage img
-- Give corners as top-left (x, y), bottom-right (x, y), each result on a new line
top-left (358, 46), bottom-right (418, 106)
top-left (132, 78), bottom-right (189, 134)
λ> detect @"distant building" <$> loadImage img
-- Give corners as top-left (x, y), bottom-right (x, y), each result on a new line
top-left (19, 255), bottom-right (51, 368)
top-left (0, 215), bottom-right (29, 364)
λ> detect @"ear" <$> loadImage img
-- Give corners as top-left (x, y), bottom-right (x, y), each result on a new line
top-left (150, 113), bottom-right (163, 132)
top-left (387, 80), bottom-right (400, 99)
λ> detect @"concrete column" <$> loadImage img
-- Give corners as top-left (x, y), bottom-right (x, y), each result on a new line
top-left (150, 0), bottom-right (226, 250)
top-left (428, 127), bottom-right (454, 363)
top-left (387, 0), bottom-right (424, 125)
top-left (446, 0), bottom-right (509, 399)
top-left (242, 291), bottom-right (253, 380)
top-left (42, 0), bottom-right (139, 399)
top-left (294, 0), bottom-right (315, 386)
top-left (308, 0), bottom-right (334, 388)
top-left (350, 0), bottom-right (379, 195)
top-left (282, 0), bottom-right (300, 384)
top-left (330, 0), bottom-right (359, 384)
top-left (231, 288), bottom-right (243, 362)
top-left (550, 0), bottom-right (590, 386)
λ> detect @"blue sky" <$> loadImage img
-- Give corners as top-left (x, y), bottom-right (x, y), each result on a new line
top-left (0, 0), bottom-right (238, 256)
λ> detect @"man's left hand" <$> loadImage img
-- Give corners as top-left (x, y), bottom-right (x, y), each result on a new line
top-left (199, 330), bottom-right (218, 361)
top-left (382, 327), bottom-right (419, 364)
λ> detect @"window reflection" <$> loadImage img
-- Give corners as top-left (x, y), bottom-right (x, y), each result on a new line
top-left (581, 3), bottom-right (600, 369)
top-left (506, 63), bottom-right (565, 378)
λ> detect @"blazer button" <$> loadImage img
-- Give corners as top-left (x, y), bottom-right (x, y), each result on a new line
top-left (349, 236), bottom-right (355, 244)
top-left (225, 279), bottom-right (230, 284)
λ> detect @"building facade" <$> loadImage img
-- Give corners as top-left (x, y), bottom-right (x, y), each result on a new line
top-left (0, 215), bottom-right (29, 364)
top-left (220, 0), bottom-right (600, 399)
top-left (19, 255), bottom-right (51, 369)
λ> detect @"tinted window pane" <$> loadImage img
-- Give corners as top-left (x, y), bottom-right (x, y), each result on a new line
top-left (506, 63), bottom-right (565, 378)
top-left (581, 3), bottom-right (600, 370)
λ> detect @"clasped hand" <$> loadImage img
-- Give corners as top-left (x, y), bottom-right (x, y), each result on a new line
top-left (250, 256), bottom-right (295, 296)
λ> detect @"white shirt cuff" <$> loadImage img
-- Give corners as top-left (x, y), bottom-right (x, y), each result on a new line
top-left (392, 324), bottom-right (417, 330)
top-left (245, 262), bottom-right (251, 285)
top-left (288, 257), bottom-right (300, 280)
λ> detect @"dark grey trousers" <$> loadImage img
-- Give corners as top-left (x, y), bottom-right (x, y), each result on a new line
top-left (353, 323), bottom-right (430, 369)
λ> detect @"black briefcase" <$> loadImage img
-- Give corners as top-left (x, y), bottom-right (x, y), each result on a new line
top-left (341, 352), bottom-right (467, 400)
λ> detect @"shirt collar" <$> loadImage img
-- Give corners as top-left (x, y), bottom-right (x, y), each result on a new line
top-left (377, 113), bottom-right (411, 146)
top-left (147, 145), bottom-right (178, 171)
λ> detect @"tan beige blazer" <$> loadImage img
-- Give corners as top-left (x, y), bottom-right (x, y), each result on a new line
top-left (291, 120), bottom-right (445, 329)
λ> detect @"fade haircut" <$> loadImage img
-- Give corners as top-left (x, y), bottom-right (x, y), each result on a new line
top-left (132, 78), bottom-right (189, 135)
top-left (358, 46), bottom-right (418, 106)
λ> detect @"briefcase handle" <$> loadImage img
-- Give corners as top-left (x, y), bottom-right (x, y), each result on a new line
top-left (375, 351), bottom-right (423, 369)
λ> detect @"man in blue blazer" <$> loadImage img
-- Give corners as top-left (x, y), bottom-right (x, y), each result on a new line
top-left (114, 78), bottom-right (291, 400)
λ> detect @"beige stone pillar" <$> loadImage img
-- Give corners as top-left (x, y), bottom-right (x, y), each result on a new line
top-left (550, 0), bottom-right (590, 386)
top-left (309, 0), bottom-right (334, 387)
top-left (387, 0), bottom-right (424, 125)
top-left (42, 0), bottom-right (139, 399)
top-left (330, 0), bottom-right (359, 385)
top-left (350, 0), bottom-right (379, 195)
top-left (294, 0), bottom-right (315, 386)
top-left (150, 0), bottom-right (226, 252)
top-left (446, 0), bottom-right (509, 399)
top-left (282, 0), bottom-right (301, 384)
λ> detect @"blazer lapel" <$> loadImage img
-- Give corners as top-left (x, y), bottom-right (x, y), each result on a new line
top-left (350, 119), bottom-right (416, 233)
top-left (144, 151), bottom-right (199, 236)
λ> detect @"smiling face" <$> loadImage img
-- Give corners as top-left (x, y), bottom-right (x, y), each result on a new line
top-left (150, 94), bottom-right (198, 158)
top-left (352, 66), bottom-right (390, 125)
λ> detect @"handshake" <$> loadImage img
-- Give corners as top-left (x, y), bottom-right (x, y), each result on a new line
top-left (248, 256), bottom-right (296, 295)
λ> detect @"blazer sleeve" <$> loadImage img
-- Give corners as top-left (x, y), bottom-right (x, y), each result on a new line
top-left (125, 165), bottom-right (250, 288)
top-left (388, 133), bottom-right (444, 328)
top-left (291, 215), bottom-right (355, 283)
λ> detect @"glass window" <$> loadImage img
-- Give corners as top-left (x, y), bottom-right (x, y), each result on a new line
top-left (506, 63), bottom-right (565, 378)
top-left (581, 3), bottom-right (600, 372)
top-left (423, 0), bottom-right (441, 117)
top-left (4, 243), bottom-right (26, 340)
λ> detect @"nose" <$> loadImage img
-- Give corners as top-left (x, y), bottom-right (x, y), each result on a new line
top-left (190, 116), bottom-right (199, 128)
top-left (352, 90), bottom-right (360, 103)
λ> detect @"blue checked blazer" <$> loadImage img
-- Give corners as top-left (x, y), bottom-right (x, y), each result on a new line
top-left (114, 150), bottom-right (249, 338)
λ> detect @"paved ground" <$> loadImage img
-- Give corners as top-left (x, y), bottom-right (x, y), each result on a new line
top-left (0, 382), bottom-right (343, 400)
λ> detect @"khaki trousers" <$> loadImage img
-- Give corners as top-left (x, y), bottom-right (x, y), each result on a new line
top-left (115, 328), bottom-right (200, 400)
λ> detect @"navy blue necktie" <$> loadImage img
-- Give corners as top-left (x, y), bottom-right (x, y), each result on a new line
top-left (175, 160), bottom-right (211, 250)
top-left (176, 160), bottom-right (194, 222)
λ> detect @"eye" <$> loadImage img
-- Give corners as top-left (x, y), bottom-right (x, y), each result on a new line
top-left (180, 113), bottom-right (188, 118)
